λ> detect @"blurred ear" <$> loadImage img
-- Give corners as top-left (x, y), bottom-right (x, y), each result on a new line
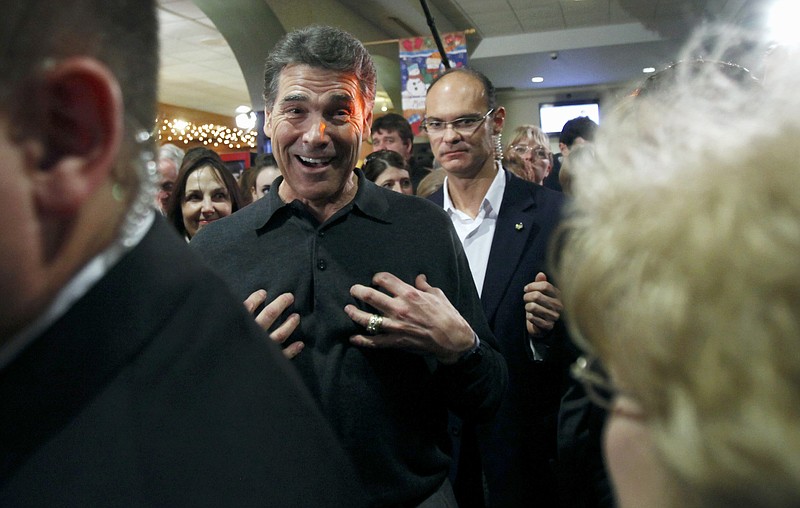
top-left (29, 57), bottom-right (123, 215)
top-left (492, 106), bottom-right (506, 135)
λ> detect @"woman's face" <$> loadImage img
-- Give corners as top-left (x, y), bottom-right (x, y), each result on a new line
top-left (375, 166), bottom-right (413, 195)
top-left (252, 166), bottom-right (281, 201)
top-left (181, 165), bottom-right (233, 238)
top-left (509, 136), bottom-right (551, 184)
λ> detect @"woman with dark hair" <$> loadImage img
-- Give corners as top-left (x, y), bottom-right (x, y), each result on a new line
top-left (362, 149), bottom-right (413, 195)
top-left (239, 153), bottom-right (281, 205)
top-left (166, 148), bottom-right (243, 240)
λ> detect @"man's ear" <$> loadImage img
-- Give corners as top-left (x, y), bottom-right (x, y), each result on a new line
top-left (264, 107), bottom-right (273, 138)
top-left (362, 108), bottom-right (373, 142)
top-left (492, 106), bottom-right (506, 135)
top-left (402, 138), bottom-right (414, 159)
top-left (28, 57), bottom-right (123, 215)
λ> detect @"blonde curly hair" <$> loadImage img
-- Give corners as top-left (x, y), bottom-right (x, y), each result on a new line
top-left (555, 27), bottom-right (800, 508)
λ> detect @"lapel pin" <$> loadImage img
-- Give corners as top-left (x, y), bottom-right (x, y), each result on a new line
top-left (515, 222), bottom-right (524, 231)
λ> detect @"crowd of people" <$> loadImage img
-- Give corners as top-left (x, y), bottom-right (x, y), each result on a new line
top-left (2, 2), bottom-right (798, 508)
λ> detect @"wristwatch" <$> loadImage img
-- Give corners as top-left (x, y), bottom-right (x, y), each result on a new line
top-left (455, 332), bottom-right (482, 368)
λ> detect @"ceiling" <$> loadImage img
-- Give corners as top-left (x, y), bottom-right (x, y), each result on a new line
top-left (157, 0), bottom-right (768, 118)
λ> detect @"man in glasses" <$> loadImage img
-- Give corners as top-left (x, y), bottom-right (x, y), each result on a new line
top-left (154, 143), bottom-right (184, 214)
top-left (424, 68), bottom-right (569, 507)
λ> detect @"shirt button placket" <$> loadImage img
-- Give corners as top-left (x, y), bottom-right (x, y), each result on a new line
top-left (316, 229), bottom-right (326, 271)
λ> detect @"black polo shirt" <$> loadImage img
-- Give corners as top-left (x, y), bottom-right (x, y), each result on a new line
top-left (191, 170), bottom-right (506, 507)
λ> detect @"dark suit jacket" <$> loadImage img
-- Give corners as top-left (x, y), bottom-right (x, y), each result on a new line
top-left (431, 170), bottom-right (567, 507)
top-left (0, 217), bottom-right (366, 507)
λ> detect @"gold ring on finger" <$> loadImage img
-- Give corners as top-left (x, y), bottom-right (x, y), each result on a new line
top-left (366, 314), bottom-right (383, 335)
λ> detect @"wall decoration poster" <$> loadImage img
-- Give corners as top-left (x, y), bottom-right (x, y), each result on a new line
top-left (399, 32), bottom-right (468, 136)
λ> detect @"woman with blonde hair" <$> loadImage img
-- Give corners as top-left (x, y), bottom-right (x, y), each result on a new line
top-left (556, 29), bottom-right (800, 508)
top-left (503, 124), bottom-right (553, 185)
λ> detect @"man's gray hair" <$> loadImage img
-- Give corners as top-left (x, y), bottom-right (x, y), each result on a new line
top-left (263, 25), bottom-right (376, 110)
top-left (158, 143), bottom-right (185, 167)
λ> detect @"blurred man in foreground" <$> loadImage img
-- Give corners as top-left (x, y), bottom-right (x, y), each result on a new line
top-left (0, 2), bottom-right (365, 506)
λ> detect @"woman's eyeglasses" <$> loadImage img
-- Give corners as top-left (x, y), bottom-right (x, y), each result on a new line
top-left (509, 145), bottom-right (549, 159)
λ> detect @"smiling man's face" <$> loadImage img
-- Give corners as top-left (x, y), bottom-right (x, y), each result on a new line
top-left (265, 64), bottom-right (372, 211)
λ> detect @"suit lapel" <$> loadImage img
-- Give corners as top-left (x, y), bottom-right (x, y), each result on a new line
top-left (429, 174), bottom-right (539, 325)
top-left (481, 172), bottom-right (538, 325)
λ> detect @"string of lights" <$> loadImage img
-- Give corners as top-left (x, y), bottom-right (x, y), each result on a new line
top-left (155, 117), bottom-right (257, 149)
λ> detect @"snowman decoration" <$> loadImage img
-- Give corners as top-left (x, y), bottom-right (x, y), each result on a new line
top-left (405, 63), bottom-right (427, 97)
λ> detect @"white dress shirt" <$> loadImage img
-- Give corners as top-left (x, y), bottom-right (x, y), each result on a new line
top-left (442, 164), bottom-right (506, 297)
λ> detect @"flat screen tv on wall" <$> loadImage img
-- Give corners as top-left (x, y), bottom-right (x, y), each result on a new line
top-left (539, 100), bottom-right (600, 135)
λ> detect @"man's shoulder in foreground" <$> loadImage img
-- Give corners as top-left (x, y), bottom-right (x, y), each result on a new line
top-left (0, 217), bottom-right (366, 507)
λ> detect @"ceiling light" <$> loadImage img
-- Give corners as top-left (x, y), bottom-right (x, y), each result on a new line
top-left (531, 76), bottom-right (544, 83)
top-left (235, 110), bottom-right (256, 130)
top-left (643, 67), bottom-right (656, 73)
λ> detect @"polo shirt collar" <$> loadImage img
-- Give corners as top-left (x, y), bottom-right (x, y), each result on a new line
top-left (253, 168), bottom-right (393, 230)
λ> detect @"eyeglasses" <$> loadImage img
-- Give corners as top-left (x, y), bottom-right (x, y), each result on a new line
top-left (421, 108), bottom-right (495, 135)
top-left (570, 355), bottom-right (620, 410)
top-left (510, 145), bottom-right (549, 159)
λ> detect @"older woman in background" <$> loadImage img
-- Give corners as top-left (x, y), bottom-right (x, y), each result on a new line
top-left (362, 149), bottom-right (413, 195)
top-left (556, 31), bottom-right (800, 508)
top-left (167, 148), bottom-right (243, 240)
top-left (503, 124), bottom-right (553, 185)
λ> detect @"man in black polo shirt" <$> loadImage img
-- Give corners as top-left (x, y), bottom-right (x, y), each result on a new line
top-left (191, 25), bottom-right (507, 508)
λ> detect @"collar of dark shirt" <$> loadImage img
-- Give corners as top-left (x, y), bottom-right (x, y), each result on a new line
top-left (255, 168), bottom-right (394, 230)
